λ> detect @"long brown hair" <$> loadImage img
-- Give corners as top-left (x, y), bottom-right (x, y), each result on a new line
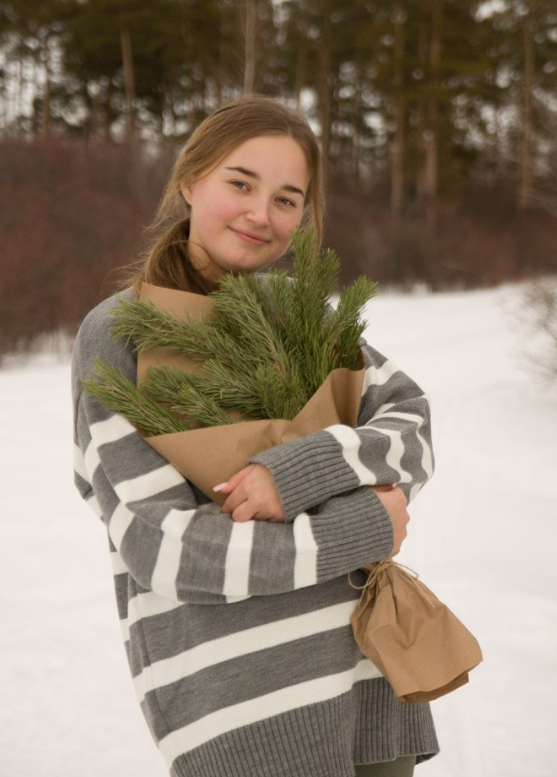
top-left (127, 94), bottom-right (325, 295)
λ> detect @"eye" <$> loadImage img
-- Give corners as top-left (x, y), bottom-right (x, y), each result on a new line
top-left (276, 196), bottom-right (296, 207)
top-left (230, 180), bottom-right (249, 191)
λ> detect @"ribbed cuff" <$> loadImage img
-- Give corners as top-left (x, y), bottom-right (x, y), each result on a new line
top-left (311, 487), bottom-right (394, 579)
top-left (249, 429), bottom-right (360, 523)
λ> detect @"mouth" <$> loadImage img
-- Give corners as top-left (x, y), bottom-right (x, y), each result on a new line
top-left (229, 227), bottom-right (272, 246)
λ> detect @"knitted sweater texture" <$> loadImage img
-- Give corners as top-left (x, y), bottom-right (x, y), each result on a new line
top-left (71, 290), bottom-right (439, 777)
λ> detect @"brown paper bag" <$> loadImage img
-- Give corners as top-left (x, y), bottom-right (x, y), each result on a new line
top-left (350, 560), bottom-right (483, 703)
top-left (136, 283), bottom-right (365, 502)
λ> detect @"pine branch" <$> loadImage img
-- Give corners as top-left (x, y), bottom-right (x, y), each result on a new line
top-left (201, 358), bottom-right (282, 417)
top-left (210, 272), bottom-right (294, 380)
top-left (83, 359), bottom-right (189, 436)
top-left (141, 366), bottom-right (235, 427)
top-left (333, 276), bottom-right (378, 370)
top-left (253, 363), bottom-right (307, 419)
top-left (110, 299), bottom-right (214, 360)
top-left (286, 235), bottom-right (343, 394)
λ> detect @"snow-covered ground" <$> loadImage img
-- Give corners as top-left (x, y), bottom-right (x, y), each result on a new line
top-left (1, 285), bottom-right (555, 777)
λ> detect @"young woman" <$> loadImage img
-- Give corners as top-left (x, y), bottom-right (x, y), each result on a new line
top-left (72, 94), bottom-right (439, 777)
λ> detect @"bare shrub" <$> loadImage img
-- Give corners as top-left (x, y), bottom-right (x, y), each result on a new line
top-left (324, 182), bottom-right (557, 291)
top-left (0, 137), bottom-right (174, 359)
top-left (518, 278), bottom-right (557, 382)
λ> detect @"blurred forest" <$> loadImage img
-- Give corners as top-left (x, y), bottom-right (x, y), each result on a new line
top-left (1, 0), bottom-right (557, 354)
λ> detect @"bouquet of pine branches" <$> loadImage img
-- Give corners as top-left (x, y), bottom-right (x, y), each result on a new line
top-left (84, 229), bottom-right (376, 499)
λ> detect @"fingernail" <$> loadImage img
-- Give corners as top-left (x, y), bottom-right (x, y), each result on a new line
top-left (213, 482), bottom-right (227, 492)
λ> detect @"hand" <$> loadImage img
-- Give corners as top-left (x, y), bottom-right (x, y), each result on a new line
top-left (371, 485), bottom-right (409, 557)
top-left (216, 464), bottom-right (285, 523)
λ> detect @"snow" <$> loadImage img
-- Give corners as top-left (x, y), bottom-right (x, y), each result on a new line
top-left (1, 285), bottom-right (556, 777)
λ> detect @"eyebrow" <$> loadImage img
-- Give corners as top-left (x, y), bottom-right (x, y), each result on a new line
top-left (225, 166), bottom-right (305, 197)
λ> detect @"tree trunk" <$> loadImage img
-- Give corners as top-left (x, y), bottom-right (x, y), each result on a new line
top-left (16, 33), bottom-right (25, 130)
top-left (104, 78), bottom-right (114, 141)
top-left (493, 106), bottom-right (504, 181)
top-left (163, 76), bottom-right (176, 138)
top-left (518, 14), bottom-right (534, 212)
top-left (416, 19), bottom-right (428, 200)
top-left (391, 2), bottom-right (406, 219)
top-left (243, 0), bottom-right (257, 94)
top-left (318, 4), bottom-right (332, 192)
top-left (90, 81), bottom-right (102, 138)
top-left (41, 34), bottom-right (51, 136)
top-left (42, 67), bottom-right (51, 136)
top-left (418, 0), bottom-right (442, 235)
top-left (294, 7), bottom-right (308, 110)
top-left (350, 68), bottom-right (362, 190)
top-left (119, 19), bottom-right (136, 139)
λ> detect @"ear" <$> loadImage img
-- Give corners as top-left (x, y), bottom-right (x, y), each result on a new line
top-left (180, 182), bottom-right (193, 206)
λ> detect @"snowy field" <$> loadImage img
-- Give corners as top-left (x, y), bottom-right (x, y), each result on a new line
top-left (1, 285), bottom-right (556, 777)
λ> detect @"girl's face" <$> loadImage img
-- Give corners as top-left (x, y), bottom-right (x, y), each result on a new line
top-left (181, 135), bottom-right (310, 281)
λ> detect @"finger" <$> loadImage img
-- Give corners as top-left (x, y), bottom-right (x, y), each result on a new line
top-left (220, 496), bottom-right (232, 513)
top-left (214, 481), bottom-right (234, 495)
top-left (231, 502), bottom-right (256, 523)
top-left (220, 490), bottom-right (246, 514)
top-left (217, 465), bottom-right (254, 494)
top-left (393, 486), bottom-right (408, 506)
top-left (372, 484), bottom-right (396, 493)
top-left (213, 470), bottom-right (249, 496)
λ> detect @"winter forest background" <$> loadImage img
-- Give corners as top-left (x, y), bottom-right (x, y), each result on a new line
top-left (1, 2), bottom-right (556, 776)
top-left (1, 0), bottom-right (557, 355)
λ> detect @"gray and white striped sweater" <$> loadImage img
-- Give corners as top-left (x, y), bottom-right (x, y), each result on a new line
top-left (71, 291), bottom-right (439, 777)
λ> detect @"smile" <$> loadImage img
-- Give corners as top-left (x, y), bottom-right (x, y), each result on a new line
top-left (229, 228), bottom-right (271, 246)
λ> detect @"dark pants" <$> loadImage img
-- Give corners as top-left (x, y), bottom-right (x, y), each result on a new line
top-left (354, 756), bottom-right (416, 777)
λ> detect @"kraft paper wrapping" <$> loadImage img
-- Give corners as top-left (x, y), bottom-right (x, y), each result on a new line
top-left (350, 561), bottom-right (483, 703)
top-left (137, 283), bottom-right (365, 503)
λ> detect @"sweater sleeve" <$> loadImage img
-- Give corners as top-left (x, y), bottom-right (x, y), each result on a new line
top-left (249, 342), bottom-right (434, 523)
top-left (72, 296), bottom-right (394, 606)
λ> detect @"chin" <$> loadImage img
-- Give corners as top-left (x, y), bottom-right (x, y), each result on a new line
top-left (225, 254), bottom-right (273, 274)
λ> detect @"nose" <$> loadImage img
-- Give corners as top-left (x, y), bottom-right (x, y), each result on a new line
top-left (245, 197), bottom-right (271, 226)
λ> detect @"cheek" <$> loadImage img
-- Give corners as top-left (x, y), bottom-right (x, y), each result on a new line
top-left (199, 198), bottom-right (236, 222)
top-left (192, 182), bottom-right (239, 222)
top-left (275, 211), bottom-right (304, 243)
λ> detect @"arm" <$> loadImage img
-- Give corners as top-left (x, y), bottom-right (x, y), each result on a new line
top-left (72, 297), bottom-right (394, 606)
top-left (248, 342), bottom-right (434, 523)
top-left (218, 464), bottom-right (411, 559)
